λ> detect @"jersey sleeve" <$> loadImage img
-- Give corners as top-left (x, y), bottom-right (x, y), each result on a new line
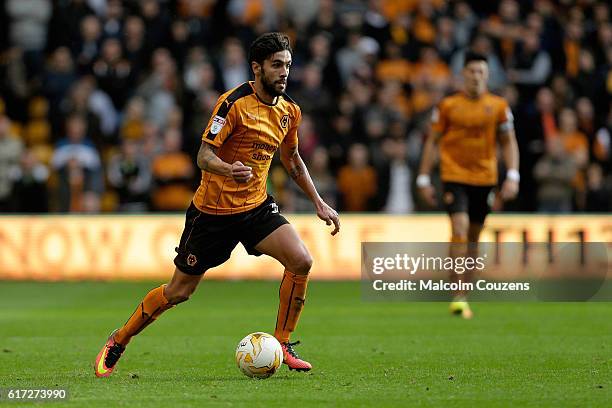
top-left (201, 95), bottom-right (239, 147)
top-left (430, 100), bottom-right (448, 134)
top-left (497, 100), bottom-right (514, 133)
top-left (282, 105), bottom-right (302, 149)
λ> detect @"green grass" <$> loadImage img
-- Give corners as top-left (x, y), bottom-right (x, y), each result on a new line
top-left (0, 281), bottom-right (610, 407)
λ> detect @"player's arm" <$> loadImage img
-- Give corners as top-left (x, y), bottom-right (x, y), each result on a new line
top-left (196, 141), bottom-right (252, 183)
top-left (280, 144), bottom-right (340, 235)
top-left (198, 93), bottom-right (253, 183)
top-left (497, 103), bottom-right (520, 201)
top-left (498, 128), bottom-right (520, 201)
top-left (417, 129), bottom-right (442, 207)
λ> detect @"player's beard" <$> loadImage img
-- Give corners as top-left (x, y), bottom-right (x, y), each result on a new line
top-left (261, 70), bottom-right (285, 97)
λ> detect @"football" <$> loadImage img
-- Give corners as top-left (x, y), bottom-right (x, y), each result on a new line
top-left (235, 332), bottom-right (283, 379)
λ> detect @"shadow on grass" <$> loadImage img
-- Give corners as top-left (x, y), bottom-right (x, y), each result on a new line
top-left (160, 373), bottom-right (306, 383)
top-left (75, 371), bottom-right (306, 384)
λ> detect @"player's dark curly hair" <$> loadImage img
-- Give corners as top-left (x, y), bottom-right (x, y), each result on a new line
top-left (248, 32), bottom-right (292, 65)
top-left (464, 52), bottom-right (488, 66)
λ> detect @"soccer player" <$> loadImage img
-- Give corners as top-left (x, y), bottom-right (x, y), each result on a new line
top-left (94, 32), bottom-right (340, 377)
top-left (417, 52), bottom-right (519, 319)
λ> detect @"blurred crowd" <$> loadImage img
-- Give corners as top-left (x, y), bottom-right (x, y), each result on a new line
top-left (0, 0), bottom-right (610, 214)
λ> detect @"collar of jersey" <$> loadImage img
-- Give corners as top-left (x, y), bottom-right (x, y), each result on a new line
top-left (249, 81), bottom-right (280, 107)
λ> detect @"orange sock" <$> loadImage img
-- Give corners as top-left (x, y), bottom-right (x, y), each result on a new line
top-left (114, 285), bottom-right (174, 346)
top-left (451, 235), bottom-right (467, 243)
top-left (274, 270), bottom-right (308, 343)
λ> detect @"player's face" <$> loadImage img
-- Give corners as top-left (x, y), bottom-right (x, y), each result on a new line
top-left (463, 61), bottom-right (489, 96)
top-left (260, 50), bottom-right (291, 96)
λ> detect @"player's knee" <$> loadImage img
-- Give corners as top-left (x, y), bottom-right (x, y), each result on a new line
top-left (289, 252), bottom-right (313, 275)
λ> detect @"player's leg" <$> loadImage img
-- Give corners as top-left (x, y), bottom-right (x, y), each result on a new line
top-left (253, 223), bottom-right (313, 371)
top-left (255, 223), bottom-right (312, 339)
top-left (450, 212), bottom-right (469, 242)
top-left (116, 267), bottom-right (203, 345)
top-left (467, 223), bottom-right (484, 279)
top-left (462, 184), bottom-right (495, 295)
top-left (468, 223), bottom-right (485, 243)
top-left (443, 183), bottom-right (473, 318)
top-left (447, 219), bottom-right (484, 320)
top-left (448, 212), bottom-right (474, 318)
top-left (448, 212), bottom-right (470, 302)
top-left (94, 202), bottom-right (233, 377)
top-left (466, 186), bottom-right (494, 244)
top-left (443, 183), bottom-right (470, 243)
top-left (449, 186), bottom-right (494, 320)
top-left (466, 185), bottom-right (495, 265)
top-left (94, 268), bottom-right (204, 378)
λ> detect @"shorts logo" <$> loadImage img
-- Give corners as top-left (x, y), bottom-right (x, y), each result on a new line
top-left (270, 203), bottom-right (279, 214)
top-left (210, 115), bottom-right (226, 135)
top-left (443, 192), bottom-right (454, 205)
top-left (280, 114), bottom-right (289, 128)
top-left (187, 254), bottom-right (198, 267)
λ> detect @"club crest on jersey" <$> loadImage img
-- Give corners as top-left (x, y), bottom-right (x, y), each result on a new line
top-left (280, 114), bottom-right (289, 128)
top-left (211, 115), bottom-right (226, 135)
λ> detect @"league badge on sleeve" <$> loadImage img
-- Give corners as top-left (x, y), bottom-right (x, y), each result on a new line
top-left (211, 115), bottom-right (226, 135)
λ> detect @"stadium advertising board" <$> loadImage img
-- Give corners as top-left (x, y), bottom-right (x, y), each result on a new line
top-left (0, 215), bottom-right (610, 281)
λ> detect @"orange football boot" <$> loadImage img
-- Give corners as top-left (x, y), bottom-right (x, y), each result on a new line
top-left (94, 329), bottom-right (126, 377)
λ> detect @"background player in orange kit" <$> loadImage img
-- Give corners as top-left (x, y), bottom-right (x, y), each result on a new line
top-left (417, 52), bottom-right (520, 319)
top-left (94, 32), bottom-right (340, 377)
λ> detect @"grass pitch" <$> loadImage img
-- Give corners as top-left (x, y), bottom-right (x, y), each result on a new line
top-left (0, 281), bottom-right (610, 407)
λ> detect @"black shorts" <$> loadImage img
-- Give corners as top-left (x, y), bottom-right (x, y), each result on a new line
top-left (174, 195), bottom-right (289, 275)
top-left (442, 182), bottom-right (496, 224)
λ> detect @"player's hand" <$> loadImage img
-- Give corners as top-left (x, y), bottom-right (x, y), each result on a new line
top-left (316, 200), bottom-right (340, 236)
top-left (500, 179), bottom-right (519, 201)
top-left (418, 185), bottom-right (437, 208)
top-left (230, 161), bottom-right (252, 183)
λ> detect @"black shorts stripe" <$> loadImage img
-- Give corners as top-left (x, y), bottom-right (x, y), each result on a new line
top-left (183, 209), bottom-right (201, 247)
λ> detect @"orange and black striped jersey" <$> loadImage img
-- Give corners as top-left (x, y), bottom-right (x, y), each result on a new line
top-left (193, 81), bottom-right (301, 214)
top-left (431, 92), bottom-right (513, 186)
